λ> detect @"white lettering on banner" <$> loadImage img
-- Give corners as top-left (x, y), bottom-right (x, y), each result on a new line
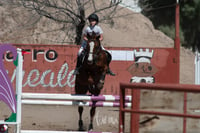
top-left (95, 111), bottom-right (118, 126)
top-left (9, 63), bottom-right (75, 89)
top-left (40, 69), bottom-right (57, 87)
top-left (24, 69), bottom-right (40, 87)
top-left (57, 63), bottom-right (69, 87)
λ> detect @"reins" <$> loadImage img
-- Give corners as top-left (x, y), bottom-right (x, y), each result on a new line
top-left (86, 39), bottom-right (102, 56)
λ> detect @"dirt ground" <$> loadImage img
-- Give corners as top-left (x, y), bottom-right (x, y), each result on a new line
top-left (0, 1), bottom-right (199, 133)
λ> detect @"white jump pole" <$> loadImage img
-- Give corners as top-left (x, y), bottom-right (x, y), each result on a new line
top-left (21, 130), bottom-right (113, 133)
top-left (16, 48), bottom-right (23, 133)
top-left (22, 100), bottom-right (131, 107)
top-left (22, 93), bottom-right (132, 102)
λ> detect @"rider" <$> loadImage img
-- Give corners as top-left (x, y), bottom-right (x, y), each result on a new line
top-left (73, 13), bottom-right (115, 76)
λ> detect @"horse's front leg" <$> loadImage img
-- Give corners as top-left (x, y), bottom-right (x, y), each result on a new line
top-left (78, 106), bottom-right (84, 131)
top-left (97, 73), bottom-right (106, 90)
top-left (88, 101), bottom-right (97, 131)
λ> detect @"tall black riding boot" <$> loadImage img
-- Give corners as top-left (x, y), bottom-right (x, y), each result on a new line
top-left (105, 51), bottom-right (116, 76)
top-left (73, 56), bottom-right (82, 75)
top-left (107, 67), bottom-right (116, 76)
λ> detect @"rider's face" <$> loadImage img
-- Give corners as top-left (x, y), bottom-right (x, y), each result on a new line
top-left (89, 19), bottom-right (97, 26)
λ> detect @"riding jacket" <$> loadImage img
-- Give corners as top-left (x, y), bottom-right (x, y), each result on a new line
top-left (78, 25), bottom-right (104, 55)
top-left (83, 25), bottom-right (103, 36)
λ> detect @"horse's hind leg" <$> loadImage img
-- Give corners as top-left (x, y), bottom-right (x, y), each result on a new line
top-left (78, 106), bottom-right (84, 131)
top-left (88, 102), bottom-right (97, 131)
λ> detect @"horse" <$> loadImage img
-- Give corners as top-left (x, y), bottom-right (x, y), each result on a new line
top-left (75, 32), bottom-right (109, 131)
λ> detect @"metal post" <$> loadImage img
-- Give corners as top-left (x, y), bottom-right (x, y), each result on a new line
top-left (175, 1), bottom-right (186, 133)
top-left (130, 89), bottom-right (140, 133)
top-left (175, 0), bottom-right (180, 82)
top-left (195, 52), bottom-right (200, 84)
top-left (119, 86), bottom-right (125, 133)
top-left (16, 49), bottom-right (23, 133)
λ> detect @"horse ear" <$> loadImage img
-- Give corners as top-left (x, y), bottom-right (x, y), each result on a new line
top-left (87, 32), bottom-right (98, 40)
top-left (87, 33), bottom-right (91, 39)
top-left (92, 32), bottom-right (99, 39)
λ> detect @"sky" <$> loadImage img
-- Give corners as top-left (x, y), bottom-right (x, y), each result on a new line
top-left (120, 0), bottom-right (141, 12)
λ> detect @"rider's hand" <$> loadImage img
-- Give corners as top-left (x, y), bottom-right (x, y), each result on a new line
top-left (99, 34), bottom-right (103, 41)
top-left (83, 36), bottom-right (88, 41)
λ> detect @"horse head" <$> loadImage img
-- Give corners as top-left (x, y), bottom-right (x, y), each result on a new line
top-left (86, 32), bottom-right (101, 65)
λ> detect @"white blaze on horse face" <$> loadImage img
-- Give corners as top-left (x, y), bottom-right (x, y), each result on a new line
top-left (88, 41), bottom-right (95, 62)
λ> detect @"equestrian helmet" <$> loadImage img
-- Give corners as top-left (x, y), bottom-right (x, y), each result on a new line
top-left (88, 13), bottom-right (99, 23)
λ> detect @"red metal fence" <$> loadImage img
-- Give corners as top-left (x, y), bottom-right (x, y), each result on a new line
top-left (119, 83), bottom-right (200, 133)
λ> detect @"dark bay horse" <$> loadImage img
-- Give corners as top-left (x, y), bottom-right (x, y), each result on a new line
top-left (75, 32), bottom-right (109, 131)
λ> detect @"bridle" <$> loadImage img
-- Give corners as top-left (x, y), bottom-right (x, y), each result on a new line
top-left (86, 38), bottom-right (102, 64)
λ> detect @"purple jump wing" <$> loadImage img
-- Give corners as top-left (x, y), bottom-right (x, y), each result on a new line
top-left (0, 44), bottom-right (17, 113)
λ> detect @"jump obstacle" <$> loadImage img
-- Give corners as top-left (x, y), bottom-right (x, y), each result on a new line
top-left (21, 131), bottom-right (113, 133)
top-left (22, 93), bottom-right (132, 102)
top-left (1, 49), bottom-right (131, 133)
top-left (22, 99), bottom-right (131, 107)
top-left (21, 93), bottom-right (131, 107)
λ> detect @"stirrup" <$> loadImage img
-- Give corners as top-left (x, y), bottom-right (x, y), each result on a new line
top-left (73, 68), bottom-right (80, 75)
top-left (107, 69), bottom-right (116, 76)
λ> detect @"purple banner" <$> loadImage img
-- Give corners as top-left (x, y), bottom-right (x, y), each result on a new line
top-left (0, 44), bottom-right (17, 113)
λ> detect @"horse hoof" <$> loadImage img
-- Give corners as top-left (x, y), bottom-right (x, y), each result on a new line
top-left (79, 120), bottom-right (83, 127)
top-left (78, 127), bottom-right (85, 131)
top-left (78, 120), bottom-right (85, 131)
top-left (88, 123), bottom-right (93, 131)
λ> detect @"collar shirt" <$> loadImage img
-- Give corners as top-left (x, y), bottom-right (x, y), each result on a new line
top-left (83, 25), bottom-right (103, 36)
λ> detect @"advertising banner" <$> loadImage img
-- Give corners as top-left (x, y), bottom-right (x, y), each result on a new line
top-left (3, 44), bottom-right (179, 95)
